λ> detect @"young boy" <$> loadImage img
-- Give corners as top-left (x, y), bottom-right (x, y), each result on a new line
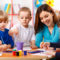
top-left (9, 7), bottom-right (37, 48)
top-left (0, 10), bottom-right (14, 51)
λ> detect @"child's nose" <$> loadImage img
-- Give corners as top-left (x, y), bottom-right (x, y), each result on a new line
top-left (23, 18), bottom-right (26, 21)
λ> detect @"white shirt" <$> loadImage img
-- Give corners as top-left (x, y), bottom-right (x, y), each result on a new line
top-left (11, 23), bottom-right (35, 47)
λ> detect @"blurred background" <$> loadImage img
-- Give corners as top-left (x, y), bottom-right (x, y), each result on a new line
top-left (0, 0), bottom-right (60, 29)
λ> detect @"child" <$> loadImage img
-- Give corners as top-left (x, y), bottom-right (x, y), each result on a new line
top-left (0, 10), bottom-right (14, 51)
top-left (9, 7), bottom-right (37, 49)
top-left (34, 4), bottom-right (59, 48)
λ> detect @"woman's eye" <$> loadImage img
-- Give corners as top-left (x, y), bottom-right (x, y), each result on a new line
top-left (45, 15), bottom-right (48, 18)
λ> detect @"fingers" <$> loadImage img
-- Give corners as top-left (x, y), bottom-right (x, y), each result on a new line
top-left (40, 42), bottom-right (44, 48)
top-left (40, 42), bottom-right (50, 50)
top-left (0, 40), bottom-right (2, 45)
top-left (31, 44), bottom-right (38, 49)
top-left (0, 44), bottom-right (8, 51)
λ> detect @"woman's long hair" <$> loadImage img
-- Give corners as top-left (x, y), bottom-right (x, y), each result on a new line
top-left (34, 4), bottom-right (58, 34)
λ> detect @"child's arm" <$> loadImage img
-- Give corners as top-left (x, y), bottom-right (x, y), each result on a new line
top-left (0, 40), bottom-right (2, 45)
top-left (31, 40), bottom-right (38, 49)
top-left (30, 30), bottom-right (38, 49)
top-left (1, 44), bottom-right (11, 51)
top-left (9, 25), bottom-right (18, 37)
top-left (8, 35), bottom-right (14, 48)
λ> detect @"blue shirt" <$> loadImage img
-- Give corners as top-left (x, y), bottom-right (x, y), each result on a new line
top-left (35, 24), bottom-right (60, 48)
top-left (0, 28), bottom-right (14, 48)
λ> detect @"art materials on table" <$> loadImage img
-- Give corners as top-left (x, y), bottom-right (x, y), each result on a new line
top-left (18, 50), bottom-right (22, 56)
top-left (16, 51), bottom-right (19, 56)
top-left (28, 50), bottom-right (44, 54)
top-left (24, 51), bottom-right (27, 55)
top-left (16, 42), bottom-right (24, 51)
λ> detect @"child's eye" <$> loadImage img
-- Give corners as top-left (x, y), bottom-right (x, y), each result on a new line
top-left (25, 17), bottom-right (29, 19)
top-left (20, 17), bottom-right (23, 19)
top-left (4, 21), bottom-right (6, 23)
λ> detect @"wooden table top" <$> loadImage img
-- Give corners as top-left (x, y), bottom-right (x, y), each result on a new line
top-left (0, 48), bottom-right (54, 60)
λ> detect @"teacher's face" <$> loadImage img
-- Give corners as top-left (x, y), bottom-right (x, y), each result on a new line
top-left (40, 11), bottom-right (54, 27)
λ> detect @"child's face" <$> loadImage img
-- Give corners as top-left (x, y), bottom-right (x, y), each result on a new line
top-left (0, 21), bottom-right (7, 30)
top-left (40, 11), bottom-right (54, 27)
top-left (18, 11), bottom-right (31, 27)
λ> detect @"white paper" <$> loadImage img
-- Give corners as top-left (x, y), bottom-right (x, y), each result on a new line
top-left (0, 52), bottom-right (2, 56)
top-left (32, 53), bottom-right (52, 58)
top-left (23, 47), bottom-right (32, 50)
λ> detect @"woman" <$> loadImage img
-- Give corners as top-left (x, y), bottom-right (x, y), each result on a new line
top-left (34, 4), bottom-right (59, 48)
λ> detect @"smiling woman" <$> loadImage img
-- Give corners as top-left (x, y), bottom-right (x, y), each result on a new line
top-left (34, 4), bottom-right (59, 48)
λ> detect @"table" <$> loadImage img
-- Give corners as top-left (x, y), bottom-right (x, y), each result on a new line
top-left (0, 48), bottom-right (54, 60)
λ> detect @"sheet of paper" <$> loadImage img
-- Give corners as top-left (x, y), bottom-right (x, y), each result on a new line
top-left (0, 52), bottom-right (2, 56)
top-left (32, 53), bottom-right (52, 58)
top-left (23, 47), bottom-right (32, 50)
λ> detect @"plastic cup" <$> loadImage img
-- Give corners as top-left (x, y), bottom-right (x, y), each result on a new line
top-left (16, 42), bottom-right (24, 51)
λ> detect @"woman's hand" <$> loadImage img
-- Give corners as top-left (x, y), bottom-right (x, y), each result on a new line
top-left (40, 42), bottom-right (44, 48)
top-left (43, 42), bottom-right (50, 50)
top-left (40, 42), bottom-right (50, 50)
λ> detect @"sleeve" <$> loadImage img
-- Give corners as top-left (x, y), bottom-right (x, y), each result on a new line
top-left (50, 42), bottom-right (60, 48)
top-left (31, 28), bottom-right (35, 41)
top-left (8, 35), bottom-right (14, 48)
top-left (35, 31), bottom-right (43, 48)
top-left (31, 33), bottom-right (35, 41)
top-left (55, 52), bottom-right (60, 59)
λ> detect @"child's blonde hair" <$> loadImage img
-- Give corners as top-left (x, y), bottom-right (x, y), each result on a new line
top-left (0, 10), bottom-right (8, 23)
top-left (18, 7), bottom-right (31, 16)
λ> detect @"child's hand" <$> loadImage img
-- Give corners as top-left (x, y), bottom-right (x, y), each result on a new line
top-left (0, 40), bottom-right (2, 45)
top-left (2, 44), bottom-right (8, 51)
top-left (9, 29), bottom-right (18, 36)
top-left (30, 40), bottom-right (38, 49)
top-left (31, 44), bottom-right (38, 49)
top-left (40, 42), bottom-right (44, 48)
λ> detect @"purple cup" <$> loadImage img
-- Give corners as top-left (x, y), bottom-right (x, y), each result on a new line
top-left (16, 42), bottom-right (24, 51)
